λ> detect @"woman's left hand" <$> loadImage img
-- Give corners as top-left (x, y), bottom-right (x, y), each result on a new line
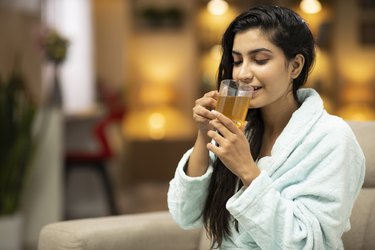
top-left (207, 110), bottom-right (260, 186)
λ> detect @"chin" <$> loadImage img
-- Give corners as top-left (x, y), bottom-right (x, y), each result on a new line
top-left (249, 99), bottom-right (260, 109)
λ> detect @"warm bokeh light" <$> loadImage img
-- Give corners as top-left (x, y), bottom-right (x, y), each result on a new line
top-left (201, 44), bottom-right (221, 88)
top-left (138, 85), bottom-right (174, 106)
top-left (341, 84), bottom-right (374, 104)
top-left (207, 0), bottom-right (229, 16)
top-left (198, 6), bottom-right (237, 46)
top-left (122, 106), bottom-right (195, 140)
top-left (136, 53), bottom-right (181, 86)
top-left (148, 112), bottom-right (166, 140)
top-left (338, 104), bottom-right (375, 121)
top-left (341, 61), bottom-right (375, 86)
top-left (307, 46), bottom-right (334, 90)
top-left (209, 44), bottom-right (222, 61)
top-left (295, 1), bottom-right (330, 36)
top-left (300, 0), bottom-right (322, 14)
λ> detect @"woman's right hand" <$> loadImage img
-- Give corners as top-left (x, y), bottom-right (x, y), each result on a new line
top-left (192, 90), bottom-right (219, 138)
top-left (186, 90), bottom-right (219, 177)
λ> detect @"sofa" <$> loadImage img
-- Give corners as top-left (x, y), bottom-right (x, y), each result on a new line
top-left (38, 121), bottom-right (375, 250)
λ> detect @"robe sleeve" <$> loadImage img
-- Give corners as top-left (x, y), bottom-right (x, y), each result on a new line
top-left (167, 148), bottom-right (215, 229)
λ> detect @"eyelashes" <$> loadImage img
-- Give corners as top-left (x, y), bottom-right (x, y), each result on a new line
top-left (232, 59), bottom-right (269, 66)
top-left (254, 59), bottom-right (269, 65)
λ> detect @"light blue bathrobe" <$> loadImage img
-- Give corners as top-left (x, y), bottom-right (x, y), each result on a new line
top-left (167, 89), bottom-right (365, 250)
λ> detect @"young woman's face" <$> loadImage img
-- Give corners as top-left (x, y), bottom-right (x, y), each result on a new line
top-left (232, 28), bottom-right (296, 111)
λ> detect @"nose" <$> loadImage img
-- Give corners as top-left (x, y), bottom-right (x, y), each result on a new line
top-left (235, 64), bottom-right (253, 85)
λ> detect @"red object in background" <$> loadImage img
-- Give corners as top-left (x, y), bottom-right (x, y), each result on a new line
top-left (64, 87), bottom-right (126, 218)
top-left (65, 110), bottom-right (125, 161)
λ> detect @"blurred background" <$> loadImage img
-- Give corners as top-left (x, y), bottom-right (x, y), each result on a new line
top-left (1, 0), bottom-right (375, 249)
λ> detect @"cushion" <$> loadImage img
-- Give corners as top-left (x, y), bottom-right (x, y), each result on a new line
top-left (38, 211), bottom-right (202, 250)
top-left (347, 121), bottom-right (375, 187)
top-left (198, 228), bottom-right (211, 250)
top-left (342, 188), bottom-right (375, 250)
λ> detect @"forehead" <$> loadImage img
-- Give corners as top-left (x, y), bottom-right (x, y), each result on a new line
top-left (233, 28), bottom-right (277, 53)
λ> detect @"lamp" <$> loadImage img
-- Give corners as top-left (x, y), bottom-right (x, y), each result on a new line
top-left (123, 105), bottom-right (195, 140)
top-left (300, 0), bottom-right (322, 14)
top-left (207, 0), bottom-right (228, 16)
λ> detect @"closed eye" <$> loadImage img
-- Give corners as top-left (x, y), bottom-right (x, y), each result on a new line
top-left (254, 58), bottom-right (269, 65)
top-left (233, 60), bottom-right (242, 66)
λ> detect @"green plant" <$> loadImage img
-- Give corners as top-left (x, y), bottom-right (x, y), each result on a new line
top-left (0, 67), bottom-right (37, 215)
top-left (39, 28), bottom-right (69, 65)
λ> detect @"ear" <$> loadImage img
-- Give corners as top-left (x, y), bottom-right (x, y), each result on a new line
top-left (290, 54), bottom-right (305, 79)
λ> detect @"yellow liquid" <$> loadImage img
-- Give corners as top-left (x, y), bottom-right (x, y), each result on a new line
top-left (216, 95), bottom-right (251, 127)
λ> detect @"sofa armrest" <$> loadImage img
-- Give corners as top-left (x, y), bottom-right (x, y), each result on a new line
top-left (38, 211), bottom-right (202, 250)
top-left (342, 188), bottom-right (375, 250)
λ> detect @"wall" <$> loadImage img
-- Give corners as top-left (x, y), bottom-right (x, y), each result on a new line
top-left (333, 0), bottom-right (375, 85)
top-left (93, 0), bottom-right (126, 91)
top-left (332, 0), bottom-right (375, 119)
top-left (0, 4), bottom-right (42, 101)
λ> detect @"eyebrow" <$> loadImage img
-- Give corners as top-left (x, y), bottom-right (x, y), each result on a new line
top-left (232, 48), bottom-right (272, 56)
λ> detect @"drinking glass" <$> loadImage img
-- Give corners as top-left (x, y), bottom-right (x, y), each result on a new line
top-left (216, 79), bottom-right (254, 127)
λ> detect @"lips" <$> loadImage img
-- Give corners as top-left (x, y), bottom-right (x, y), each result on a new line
top-left (251, 86), bottom-right (262, 98)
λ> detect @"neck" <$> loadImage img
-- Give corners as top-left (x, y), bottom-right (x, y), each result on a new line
top-left (261, 93), bottom-right (298, 137)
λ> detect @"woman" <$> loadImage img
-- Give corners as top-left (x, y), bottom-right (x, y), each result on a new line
top-left (168, 5), bottom-right (365, 250)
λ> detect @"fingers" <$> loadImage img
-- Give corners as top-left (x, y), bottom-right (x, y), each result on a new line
top-left (195, 91), bottom-right (219, 110)
top-left (193, 103), bottom-right (216, 122)
top-left (192, 91), bottom-right (219, 124)
top-left (206, 110), bottom-right (238, 150)
top-left (210, 110), bottom-right (238, 134)
top-left (204, 90), bottom-right (219, 99)
top-left (206, 110), bottom-right (245, 151)
top-left (207, 129), bottom-right (224, 147)
top-left (206, 139), bottom-right (220, 155)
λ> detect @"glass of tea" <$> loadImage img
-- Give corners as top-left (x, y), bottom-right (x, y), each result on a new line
top-left (216, 79), bottom-right (254, 127)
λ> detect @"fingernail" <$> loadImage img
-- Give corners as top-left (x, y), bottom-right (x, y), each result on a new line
top-left (211, 110), bottom-right (219, 116)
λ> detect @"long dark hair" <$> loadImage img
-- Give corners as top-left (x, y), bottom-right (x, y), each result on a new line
top-left (202, 5), bottom-right (316, 248)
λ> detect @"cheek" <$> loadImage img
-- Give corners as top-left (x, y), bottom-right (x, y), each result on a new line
top-left (260, 66), bottom-right (288, 83)
top-left (232, 68), bottom-right (240, 79)
top-left (254, 68), bottom-right (275, 84)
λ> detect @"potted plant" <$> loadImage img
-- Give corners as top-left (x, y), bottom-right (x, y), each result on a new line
top-left (38, 28), bottom-right (69, 107)
top-left (0, 66), bottom-right (38, 249)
